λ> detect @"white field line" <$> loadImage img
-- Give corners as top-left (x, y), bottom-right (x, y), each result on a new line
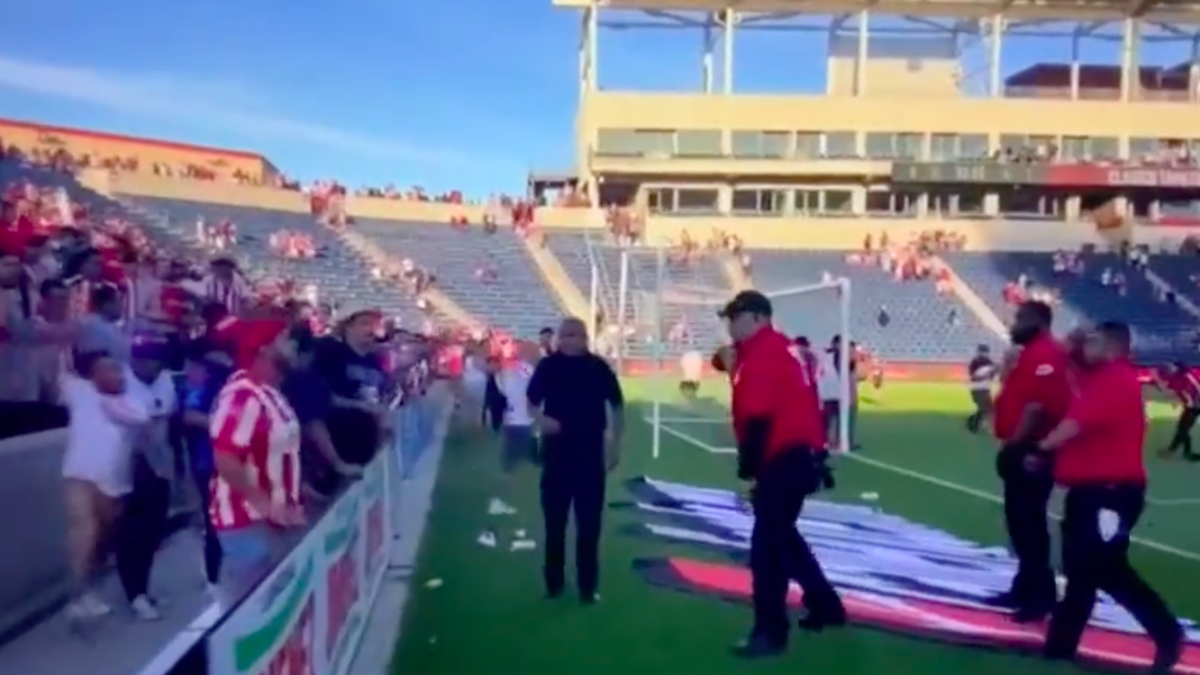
top-left (647, 415), bottom-right (1200, 563)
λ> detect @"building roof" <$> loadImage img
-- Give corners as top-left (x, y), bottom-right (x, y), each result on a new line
top-left (555, 0), bottom-right (1200, 22)
top-left (0, 117), bottom-right (265, 162)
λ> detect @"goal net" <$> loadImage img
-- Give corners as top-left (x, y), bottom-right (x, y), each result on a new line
top-left (603, 244), bottom-right (854, 460)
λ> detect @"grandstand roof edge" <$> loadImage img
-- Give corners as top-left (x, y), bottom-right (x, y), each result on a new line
top-left (552, 0), bottom-right (1200, 22)
top-left (0, 116), bottom-right (267, 162)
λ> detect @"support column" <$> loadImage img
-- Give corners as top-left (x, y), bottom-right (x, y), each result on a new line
top-left (577, 8), bottom-right (590, 101)
top-left (1070, 30), bottom-right (1081, 100)
top-left (702, 21), bottom-right (714, 93)
top-left (989, 15), bottom-right (1003, 97)
top-left (1190, 34), bottom-right (1200, 102)
top-left (1120, 18), bottom-right (1138, 102)
top-left (855, 10), bottom-right (869, 96)
top-left (722, 8), bottom-right (736, 94)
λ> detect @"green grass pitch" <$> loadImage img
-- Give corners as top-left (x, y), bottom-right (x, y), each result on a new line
top-left (389, 380), bottom-right (1200, 675)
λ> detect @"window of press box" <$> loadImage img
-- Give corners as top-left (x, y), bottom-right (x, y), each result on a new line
top-left (731, 189), bottom-right (786, 214)
top-left (675, 188), bottom-right (720, 214)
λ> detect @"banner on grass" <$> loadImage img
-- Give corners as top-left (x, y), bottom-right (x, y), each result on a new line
top-left (207, 454), bottom-right (390, 675)
top-left (627, 477), bottom-right (1200, 673)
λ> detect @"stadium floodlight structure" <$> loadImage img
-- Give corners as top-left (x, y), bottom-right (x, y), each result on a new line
top-left (607, 244), bottom-right (853, 460)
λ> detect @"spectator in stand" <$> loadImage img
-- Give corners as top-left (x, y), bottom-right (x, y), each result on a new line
top-left (281, 327), bottom-right (362, 506)
top-left (61, 351), bottom-right (150, 622)
top-left (76, 284), bottom-right (131, 368)
top-left (313, 307), bottom-right (388, 467)
top-left (116, 334), bottom-right (177, 621)
top-left (209, 319), bottom-right (306, 593)
top-left (201, 256), bottom-right (249, 315)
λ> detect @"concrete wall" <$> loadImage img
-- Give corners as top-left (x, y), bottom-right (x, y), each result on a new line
top-left (0, 431), bottom-right (70, 642)
top-left (579, 92), bottom-right (1200, 153)
top-left (0, 120), bottom-right (267, 182)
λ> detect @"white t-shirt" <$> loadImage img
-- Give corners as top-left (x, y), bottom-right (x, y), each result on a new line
top-left (498, 361), bottom-right (535, 426)
top-left (816, 351), bottom-right (841, 403)
top-left (61, 374), bottom-right (149, 497)
top-left (124, 369), bottom-right (179, 479)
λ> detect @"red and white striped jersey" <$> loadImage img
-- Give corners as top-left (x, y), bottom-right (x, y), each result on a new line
top-left (203, 274), bottom-right (250, 314)
top-left (1166, 371), bottom-right (1200, 409)
top-left (208, 371), bottom-right (302, 530)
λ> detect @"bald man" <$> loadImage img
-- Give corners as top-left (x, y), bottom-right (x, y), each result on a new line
top-left (526, 318), bottom-right (624, 604)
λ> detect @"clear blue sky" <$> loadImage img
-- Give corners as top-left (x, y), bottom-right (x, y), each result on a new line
top-left (0, 0), bottom-right (1186, 195)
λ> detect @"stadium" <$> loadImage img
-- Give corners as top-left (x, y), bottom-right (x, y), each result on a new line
top-left (4, 0), bottom-right (1200, 673)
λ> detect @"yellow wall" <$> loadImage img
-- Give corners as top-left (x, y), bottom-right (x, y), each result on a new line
top-left (579, 92), bottom-right (1200, 149)
top-left (0, 120), bottom-right (267, 181)
top-left (642, 216), bottom-right (1102, 251)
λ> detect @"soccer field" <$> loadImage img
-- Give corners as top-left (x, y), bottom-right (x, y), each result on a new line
top-left (389, 380), bottom-right (1200, 675)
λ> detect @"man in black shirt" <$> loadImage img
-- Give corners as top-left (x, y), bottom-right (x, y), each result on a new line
top-left (527, 317), bottom-right (623, 604)
top-left (313, 308), bottom-right (388, 465)
top-left (965, 344), bottom-right (996, 434)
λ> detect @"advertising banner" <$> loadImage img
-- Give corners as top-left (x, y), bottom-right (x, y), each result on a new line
top-left (206, 453), bottom-right (391, 675)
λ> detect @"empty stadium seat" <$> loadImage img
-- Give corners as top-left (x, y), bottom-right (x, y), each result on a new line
top-left (354, 220), bottom-right (561, 337)
top-left (944, 251), bottom-right (1196, 362)
top-left (121, 197), bottom-right (426, 326)
top-left (750, 250), bottom-right (1001, 361)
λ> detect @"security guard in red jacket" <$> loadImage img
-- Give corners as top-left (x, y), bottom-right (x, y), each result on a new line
top-left (718, 291), bottom-right (845, 659)
top-left (1026, 322), bottom-right (1182, 672)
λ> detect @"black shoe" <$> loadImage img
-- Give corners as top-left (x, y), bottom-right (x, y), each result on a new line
top-left (1151, 631), bottom-right (1184, 675)
top-left (987, 590), bottom-right (1019, 609)
top-left (796, 607), bottom-right (847, 632)
top-left (1185, 453), bottom-right (1200, 463)
top-left (731, 634), bottom-right (787, 659)
top-left (580, 591), bottom-right (599, 605)
top-left (1011, 604), bottom-right (1051, 624)
top-left (545, 586), bottom-right (564, 599)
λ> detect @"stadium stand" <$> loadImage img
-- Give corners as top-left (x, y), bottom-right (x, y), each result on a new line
top-left (750, 250), bottom-right (1002, 361)
top-left (353, 219), bottom-right (562, 336)
top-left (944, 251), bottom-right (1196, 362)
top-left (123, 197), bottom-right (429, 326)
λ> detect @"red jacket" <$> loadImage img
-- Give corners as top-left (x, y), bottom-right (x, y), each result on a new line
top-left (731, 326), bottom-right (825, 473)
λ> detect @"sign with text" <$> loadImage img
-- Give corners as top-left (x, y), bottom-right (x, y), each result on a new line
top-left (206, 454), bottom-right (391, 675)
top-left (892, 161), bottom-right (1200, 192)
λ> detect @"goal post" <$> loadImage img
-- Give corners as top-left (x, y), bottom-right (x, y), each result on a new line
top-left (762, 277), bottom-right (854, 456)
top-left (611, 244), bottom-right (854, 459)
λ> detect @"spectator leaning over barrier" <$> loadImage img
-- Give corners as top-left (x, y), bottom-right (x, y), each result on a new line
top-left (313, 306), bottom-right (387, 467)
top-left (208, 319), bottom-right (305, 596)
top-left (117, 334), bottom-right (178, 621)
top-left (62, 351), bottom-right (150, 623)
top-left (281, 326), bottom-right (362, 507)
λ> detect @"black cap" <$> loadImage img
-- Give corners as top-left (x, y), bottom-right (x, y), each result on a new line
top-left (717, 290), bottom-right (773, 319)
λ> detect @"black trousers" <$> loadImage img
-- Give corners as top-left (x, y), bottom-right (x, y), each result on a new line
top-left (1045, 484), bottom-right (1180, 657)
top-left (996, 447), bottom-right (1056, 610)
top-left (1167, 407), bottom-right (1200, 456)
top-left (966, 390), bottom-right (993, 434)
top-left (750, 448), bottom-right (844, 643)
top-left (192, 464), bottom-right (222, 585)
top-left (116, 460), bottom-right (170, 601)
top-left (539, 435), bottom-right (605, 596)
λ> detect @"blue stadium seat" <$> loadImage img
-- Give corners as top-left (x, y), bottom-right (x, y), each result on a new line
top-left (750, 250), bottom-right (1001, 361)
top-left (354, 220), bottom-right (561, 337)
top-left (944, 251), bottom-right (1196, 363)
top-left (120, 197), bottom-right (427, 327)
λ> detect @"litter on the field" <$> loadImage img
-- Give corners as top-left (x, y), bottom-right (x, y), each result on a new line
top-left (488, 498), bottom-right (517, 515)
top-left (477, 530), bottom-right (497, 548)
top-left (510, 539), bottom-right (536, 552)
top-left (515, 529), bottom-right (527, 538)
top-left (860, 492), bottom-right (880, 501)
top-left (424, 578), bottom-right (443, 589)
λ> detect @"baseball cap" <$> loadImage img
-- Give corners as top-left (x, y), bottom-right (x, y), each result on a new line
top-left (717, 290), bottom-right (773, 319)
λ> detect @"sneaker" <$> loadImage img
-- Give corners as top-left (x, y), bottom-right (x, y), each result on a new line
top-left (131, 595), bottom-right (162, 621)
top-left (67, 594), bottom-right (111, 620)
